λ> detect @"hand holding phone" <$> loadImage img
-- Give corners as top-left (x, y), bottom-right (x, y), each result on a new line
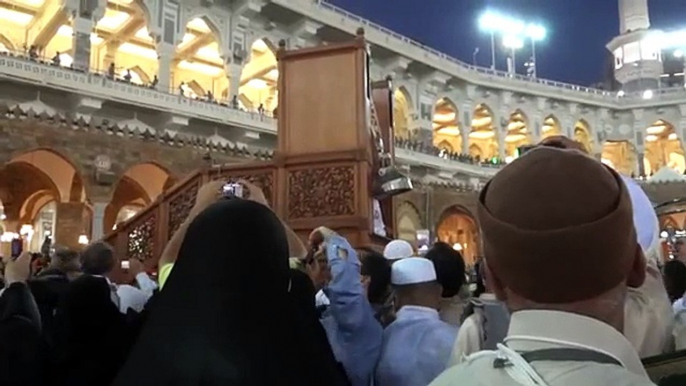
top-left (11, 238), bottom-right (23, 260)
top-left (221, 182), bottom-right (243, 198)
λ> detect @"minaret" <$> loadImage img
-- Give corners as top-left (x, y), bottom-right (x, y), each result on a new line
top-left (619, 0), bottom-right (650, 33)
top-left (607, 0), bottom-right (662, 93)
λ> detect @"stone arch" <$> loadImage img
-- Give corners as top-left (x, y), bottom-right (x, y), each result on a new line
top-left (542, 114), bottom-right (563, 139)
top-left (574, 119), bottom-right (593, 153)
top-left (7, 148), bottom-right (85, 203)
top-left (172, 15), bottom-right (229, 99)
top-left (469, 103), bottom-right (498, 161)
top-left (396, 201), bottom-right (422, 244)
top-left (238, 37), bottom-right (279, 112)
top-left (104, 162), bottom-right (174, 231)
top-left (601, 140), bottom-right (637, 176)
top-left (394, 86), bottom-right (413, 139)
top-left (645, 119), bottom-right (685, 175)
top-left (432, 97), bottom-right (461, 152)
top-left (436, 205), bottom-right (480, 266)
top-left (181, 12), bottom-right (226, 55)
top-left (505, 109), bottom-right (531, 160)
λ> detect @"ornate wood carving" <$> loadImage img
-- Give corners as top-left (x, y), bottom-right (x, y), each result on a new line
top-left (127, 213), bottom-right (156, 261)
top-left (288, 166), bottom-right (356, 219)
top-left (167, 181), bottom-right (200, 240)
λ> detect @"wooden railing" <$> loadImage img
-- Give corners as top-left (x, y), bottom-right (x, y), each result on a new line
top-left (103, 161), bottom-right (277, 281)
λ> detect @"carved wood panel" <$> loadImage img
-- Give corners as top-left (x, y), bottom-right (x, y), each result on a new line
top-left (288, 165), bottom-right (356, 219)
top-left (127, 212), bottom-right (156, 262)
top-left (167, 180), bottom-right (200, 240)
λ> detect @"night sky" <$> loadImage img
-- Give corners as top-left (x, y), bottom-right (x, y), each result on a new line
top-left (329, 0), bottom-right (686, 86)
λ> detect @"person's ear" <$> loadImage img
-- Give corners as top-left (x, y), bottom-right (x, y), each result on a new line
top-left (485, 260), bottom-right (507, 302)
top-left (627, 245), bottom-right (647, 288)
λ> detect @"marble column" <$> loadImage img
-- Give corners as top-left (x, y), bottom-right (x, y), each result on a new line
top-left (156, 43), bottom-right (175, 92)
top-left (71, 17), bottom-right (94, 72)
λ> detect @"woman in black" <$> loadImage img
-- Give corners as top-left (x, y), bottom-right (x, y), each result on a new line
top-left (114, 199), bottom-right (349, 385)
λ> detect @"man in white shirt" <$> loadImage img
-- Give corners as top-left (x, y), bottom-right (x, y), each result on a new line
top-left (376, 257), bottom-right (456, 386)
top-left (431, 147), bottom-right (655, 386)
top-left (80, 242), bottom-right (157, 313)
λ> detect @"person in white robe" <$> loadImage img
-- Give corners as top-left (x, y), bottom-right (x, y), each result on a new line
top-left (375, 257), bottom-right (457, 386)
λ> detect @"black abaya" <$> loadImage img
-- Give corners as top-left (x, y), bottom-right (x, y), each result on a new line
top-left (114, 199), bottom-right (350, 385)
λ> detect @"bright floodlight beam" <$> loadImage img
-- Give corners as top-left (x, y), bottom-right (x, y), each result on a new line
top-left (479, 12), bottom-right (501, 69)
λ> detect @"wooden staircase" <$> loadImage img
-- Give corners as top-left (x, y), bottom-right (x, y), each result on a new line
top-left (104, 161), bottom-right (278, 280)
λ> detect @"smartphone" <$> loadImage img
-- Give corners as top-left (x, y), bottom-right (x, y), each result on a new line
top-left (121, 260), bottom-right (130, 270)
top-left (221, 182), bottom-right (243, 198)
top-left (11, 238), bottom-right (23, 259)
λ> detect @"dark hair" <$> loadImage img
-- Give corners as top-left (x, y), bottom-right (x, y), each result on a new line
top-left (425, 242), bottom-right (466, 298)
top-left (54, 247), bottom-right (79, 264)
top-left (360, 250), bottom-right (391, 304)
top-left (80, 242), bottom-right (115, 275)
top-left (664, 259), bottom-right (686, 303)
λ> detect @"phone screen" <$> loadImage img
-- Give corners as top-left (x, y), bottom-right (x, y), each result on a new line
top-left (222, 183), bottom-right (243, 198)
top-left (121, 260), bottom-right (130, 270)
top-left (11, 238), bottom-right (23, 259)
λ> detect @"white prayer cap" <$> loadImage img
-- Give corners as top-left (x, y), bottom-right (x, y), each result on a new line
top-left (384, 239), bottom-right (414, 261)
top-left (391, 257), bottom-right (436, 285)
top-left (620, 176), bottom-right (659, 252)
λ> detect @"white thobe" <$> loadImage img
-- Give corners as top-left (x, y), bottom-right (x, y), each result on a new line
top-left (449, 293), bottom-right (499, 365)
top-left (430, 310), bottom-right (655, 386)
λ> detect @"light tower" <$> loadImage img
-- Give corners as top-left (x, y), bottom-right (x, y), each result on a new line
top-left (606, 0), bottom-right (662, 93)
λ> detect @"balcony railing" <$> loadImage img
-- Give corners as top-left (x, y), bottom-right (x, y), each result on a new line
top-left (0, 51), bottom-right (276, 134)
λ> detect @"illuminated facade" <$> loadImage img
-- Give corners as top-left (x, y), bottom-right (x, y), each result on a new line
top-left (0, 0), bottom-right (685, 258)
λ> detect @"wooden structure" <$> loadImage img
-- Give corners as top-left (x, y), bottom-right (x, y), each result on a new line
top-left (104, 30), bottom-right (401, 276)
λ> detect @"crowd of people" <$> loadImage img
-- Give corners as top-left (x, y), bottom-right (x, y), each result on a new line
top-left (1, 136), bottom-right (686, 385)
top-left (394, 137), bottom-right (506, 167)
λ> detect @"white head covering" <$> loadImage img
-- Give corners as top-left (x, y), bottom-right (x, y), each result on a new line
top-left (391, 257), bottom-right (437, 285)
top-left (384, 239), bottom-right (414, 261)
top-left (620, 175), bottom-right (661, 262)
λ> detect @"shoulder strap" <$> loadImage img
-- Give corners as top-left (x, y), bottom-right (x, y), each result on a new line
top-left (493, 347), bottom-right (622, 369)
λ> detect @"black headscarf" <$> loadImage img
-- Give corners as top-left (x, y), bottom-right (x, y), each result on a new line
top-left (114, 199), bottom-right (349, 385)
top-left (53, 275), bottom-right (131, 386)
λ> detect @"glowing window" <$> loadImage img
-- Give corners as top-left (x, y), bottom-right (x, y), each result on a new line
top-left (623, 42), bottom-right (640, 64)
top-left (641, 40), bottom-right (659, 60)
